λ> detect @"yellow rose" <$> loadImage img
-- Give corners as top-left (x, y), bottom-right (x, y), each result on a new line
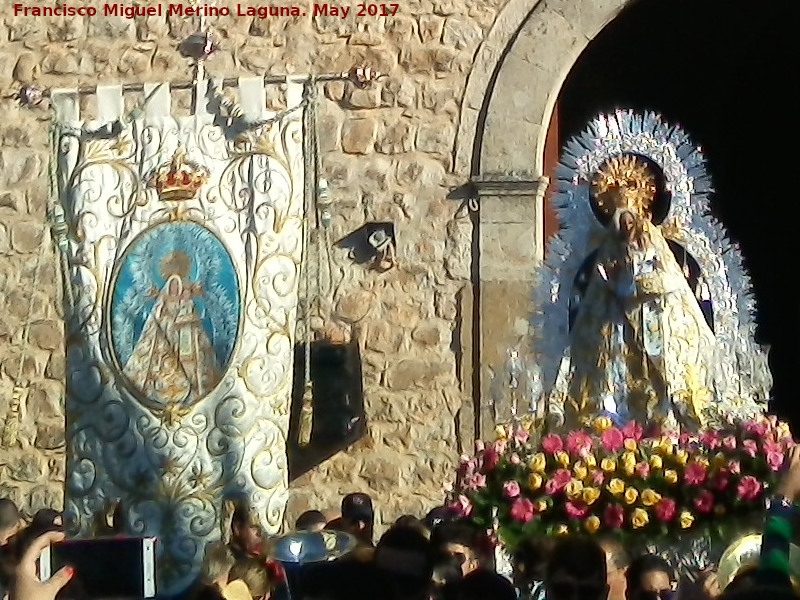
top-left (624, 487), bottom-right (639, 504)
top-left (582, 487), bottom-right (601, 506)
top-left (631, 508), bottom-right (649, 529)
top-left (585, 454), bottom-right (598, 468)
top-left (495, 424), bottom-right (510, 440)
top-left (555, 524), bottom-right (569, 536)
top-left (664, 469), bottom-right (678, 485)
top-left (585, 515), bottom-right (601, 534)
top-left (658, 438), bottom-right (674, 455)
top-left (607, 478), bottom-right (626, 496)
top-left (624, 438), bottom-right (638, 452)
top-left (675, 449), bottom-right (689, 465)
top-left (713, 452), bottom-right (727, 467)
top-left (528, 473), bottom-right (543, 491)
top-left (649, 455), bottom-right (663, 470)
top-left (601, 458), bottom-right (617, 473)
top-left (594, 416), bottom-right (613, 432)
top-left (529, 453), bottom-right (547, 473)
top-left (536, 499), bottom-right (549, 513)
top-left (696, 457), bottom-right (710, 468)
top-left (566, 479), bottom-right (584, 500)
top-left (573, 461), bottom-right (588, 481)
top-left (680, 511), bottom-right (695, 529)
top-left (641, 489), bottom-right (661, 507)
top-left (556, 451), bottom-right (571, 467)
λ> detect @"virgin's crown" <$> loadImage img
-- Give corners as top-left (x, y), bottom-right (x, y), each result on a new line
top-left (591, 155), bottom-right (657, 219)
top-left (150, 148), bottom-right (209, 201)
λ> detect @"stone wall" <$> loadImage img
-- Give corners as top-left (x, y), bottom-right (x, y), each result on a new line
top-left (0, 0), bottom-right (505, 527)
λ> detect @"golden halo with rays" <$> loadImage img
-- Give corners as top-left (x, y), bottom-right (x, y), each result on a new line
top-left (591, 155), bottom-right (658, 220)
top-left (160, 251), bottom-right (192, 280)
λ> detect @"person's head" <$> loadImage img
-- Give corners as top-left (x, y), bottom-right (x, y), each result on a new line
top-left (599, 538), bottom-right (630, 600)
top-left (626, 555), bottom-right (674, 600)
top-left (395, 515), bottom-right (430, 539)
top-left (546, 537), bottom-right (609, 600)
top-left (295, 510), bottom-right (327, 532)
top-left (229, 557), bottom-right (271, 600)
top-left (619, 211), bottom-right (636, 236)
top-left (200, 543), bottom-right (235, 588)
top-left (0, 500), bottom-right (22, 546)
top-left (341, 493), bottom-right (374, 545)
top-left (513, 537), bottom-right (554, 590)
top-left (431, 554), bottom-right (464, 588)
top-left (431, 521), bottom-right (482, 577)
top-left (375, 523), bottom-right (434, 597)
top-left (425, 506), bottom-right (455, 532)
top-left (227, 500), bottom-right (263, 556)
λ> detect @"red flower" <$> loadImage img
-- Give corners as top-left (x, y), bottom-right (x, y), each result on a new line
top-left (545, 469), bottom-right (573, 495)
top-left (510, 498), bottom-right (537, 523)
top-left (684, 463), bottom-right (708, 486)
top-left (744, 422), bottom-right (768, 438)
top-left (742, 440), bottom-right (758, 458)
top-left (700, 432), bottom-right (721, 450)
top-left (737, 475), bottom-right (762, 502)
top-left (566, 431), bottom-right (594, 458)
top-left (601, 428), bottom-right (625, 453)
top-left (655, 498), bottom-right (677, 522)
top-left (604, 505), bottom-right (625, 529)
top-left (622, 422), bottom-right (644, 442)
top-left (482, 448), bottom-right (500, 472)
top-left (694, 491), bottom-right (714, 514)
top-left (541, 434), bottom-right (564, 456)
top-left (565, 501), bottom-right (589, 519)
top-left (635, 462), bottom-right (650, 479)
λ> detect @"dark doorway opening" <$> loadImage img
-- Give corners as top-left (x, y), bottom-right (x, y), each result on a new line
top-left (554, 0), bottom-right (797, 425)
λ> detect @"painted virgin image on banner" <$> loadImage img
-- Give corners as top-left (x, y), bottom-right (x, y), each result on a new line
top-left (109, 222), bottom-right (240, 418)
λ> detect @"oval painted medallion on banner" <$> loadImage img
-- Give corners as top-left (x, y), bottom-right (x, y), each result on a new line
top-left (109, 222), bottom-right (240, 417)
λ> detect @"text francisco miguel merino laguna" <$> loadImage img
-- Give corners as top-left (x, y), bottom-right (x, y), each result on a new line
top-left (11, 3), bottom-right (391, 18)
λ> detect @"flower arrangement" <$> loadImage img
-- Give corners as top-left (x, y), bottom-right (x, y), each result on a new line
top-left (450, 416), bottom-right (795, 552)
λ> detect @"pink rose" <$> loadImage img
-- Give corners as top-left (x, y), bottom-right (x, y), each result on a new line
top-left (565, 501), bottom-right (589, 519)
top-left (545, 469), bottom-right (573, 495)
top-left (510, 498), bottom-right (537, 523)
top-left (655, 498), bottom-right (677, 522)
top-left (694, 491), bottom-right (714, 514)
top-left (742, 440), bottom-right (758, 458)
top-left (566, 431), bottom-right (594, 458)
top-left (722, 436), bottom-right (737, 451)
top-left (679, 432), bottom-right (699, 446)
top-left (514, 428), bottom-right (530, 445)
top-left (766, 450), bottom-right (784, 472)
top-left (451, 495), bottom-right (473, 517)
top-left (482, 448), bottom-right (500, 472)
top-left (623, 422), bottom-right (644, 442)
top-left (458, 458), bottom-right (476, 479)
top-left (604, 505), bottom-right (625, 529)
top-left (510, 453), bottom-right (522, 465)
top-left (503, 480), bottom-right (521, 499)
top-left (592, 470), bottom-right (606, 486)
top-left (744, 422), bottom-right (768, 438)
top-left (493, 439), bottom-right (508, 455)
top-left (635, 462), bottom-right (651, 479)
top-left (700, 432), bottom-right (721, 450)
top-left (465, 473), bottom-right (487, 491)
top-left (737, 475), bottom-right (762, 502)
top-left (601, 428), bottom-right (625, 453)
top-left (684, 463), bottom-right (708, 486)
top-left (728, 460), bottom-right (741, 475)
top-left (541, 434), bottom-right (564, 456)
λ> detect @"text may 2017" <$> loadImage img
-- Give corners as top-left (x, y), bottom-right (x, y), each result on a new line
top-left (12, 3), bottom-right (400, 18)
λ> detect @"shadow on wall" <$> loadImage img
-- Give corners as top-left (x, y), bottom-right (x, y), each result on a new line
top-left (287, 341), bottom-right (367, 481)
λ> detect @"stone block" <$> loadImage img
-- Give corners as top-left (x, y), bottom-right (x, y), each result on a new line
top-left (341, 118), bottom-right (378, 154)
top-left (442, 17), bottom-right (483, 51)
top-left (29, 320), bottom-right (63, 351)
top-left (364, 321), bottom-right (405, 354)
top-left (12, 53), bottom-right (40, 83)
top-left (377, 120), bottom-right (416, 154)
top-left (10, 221), bottom-right (44, 254)
top-left (86, 16), bottom-right (136, 39)
top-left (386, 16), bottom-right (417, 43)
top-left (411, 322), bottom-right (448, 348)
top-left (1, 152), bottom-right (44, 186)
top-left (359, 451), bottom-right (405, 489)
top-left (395, 157), bottom-right (446, 188)
top-left (335, 291), bottom-right (375, 323)
top-left (8, 456), bottom-right (43, 483)
top-left (348, 86), bottom-right (382, 109)
top-left (45, 353), bottom-right (66, 381)
top-left (416, 124), bottom-right (455, 156)
top-left (419, 15), bottom-right (445, 42)
top-left (35, 422), bottom-right (65, 450)
top-left (29, 485), bottom-right (63, 512)
top-left (381, 79), bottom-right (417, 108)
top-left (47, 17), bottom-right (85, 42)
top-left (385, 358), bottom-right (453, 390)
top-left (480, 222), bottom-right (541, 281)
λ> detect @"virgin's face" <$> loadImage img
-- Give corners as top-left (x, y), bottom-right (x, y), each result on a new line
top-left (620, 213), bottom-right (635, 234)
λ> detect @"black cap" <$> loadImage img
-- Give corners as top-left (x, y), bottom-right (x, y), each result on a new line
top-left (424, 506), bottom-right (454, 531)
top-left (341, 493), bottom-right (374, 524)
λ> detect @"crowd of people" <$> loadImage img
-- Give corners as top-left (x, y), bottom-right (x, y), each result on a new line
top-left (3, 447), bottom-right (800, 600)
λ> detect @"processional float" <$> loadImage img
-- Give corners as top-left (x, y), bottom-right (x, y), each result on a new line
top-left (453, 110), bottom-right (783, 579)
top-left (24, 46), bottom-right (381, 593)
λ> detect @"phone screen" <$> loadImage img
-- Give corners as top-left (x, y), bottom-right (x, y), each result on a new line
top-left (42, 537), bottom-right (155, 599)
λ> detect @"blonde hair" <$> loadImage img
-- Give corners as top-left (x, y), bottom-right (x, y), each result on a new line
top-left (229, 558), bottom-right (271, 599)
top-left (201, 543), bottom-right (235, 586)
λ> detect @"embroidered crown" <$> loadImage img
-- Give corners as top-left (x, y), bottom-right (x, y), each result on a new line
top-left (591, 155), bottom-right (658, 219)
top-left (149, 148), bottom-right (209, 201)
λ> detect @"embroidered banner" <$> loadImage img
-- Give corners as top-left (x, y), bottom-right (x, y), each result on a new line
top-left (51, 78), bottom-right (305, 594)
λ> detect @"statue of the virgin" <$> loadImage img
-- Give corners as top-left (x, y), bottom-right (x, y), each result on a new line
top-left (548, 155), bottom-right (717, 432)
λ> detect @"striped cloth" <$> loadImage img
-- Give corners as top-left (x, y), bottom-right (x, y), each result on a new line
top-left (757, 502), bottom-right (795, 589)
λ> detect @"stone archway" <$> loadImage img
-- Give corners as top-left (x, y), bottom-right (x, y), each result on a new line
top-left (456, 0), bottom-right (633, 437)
